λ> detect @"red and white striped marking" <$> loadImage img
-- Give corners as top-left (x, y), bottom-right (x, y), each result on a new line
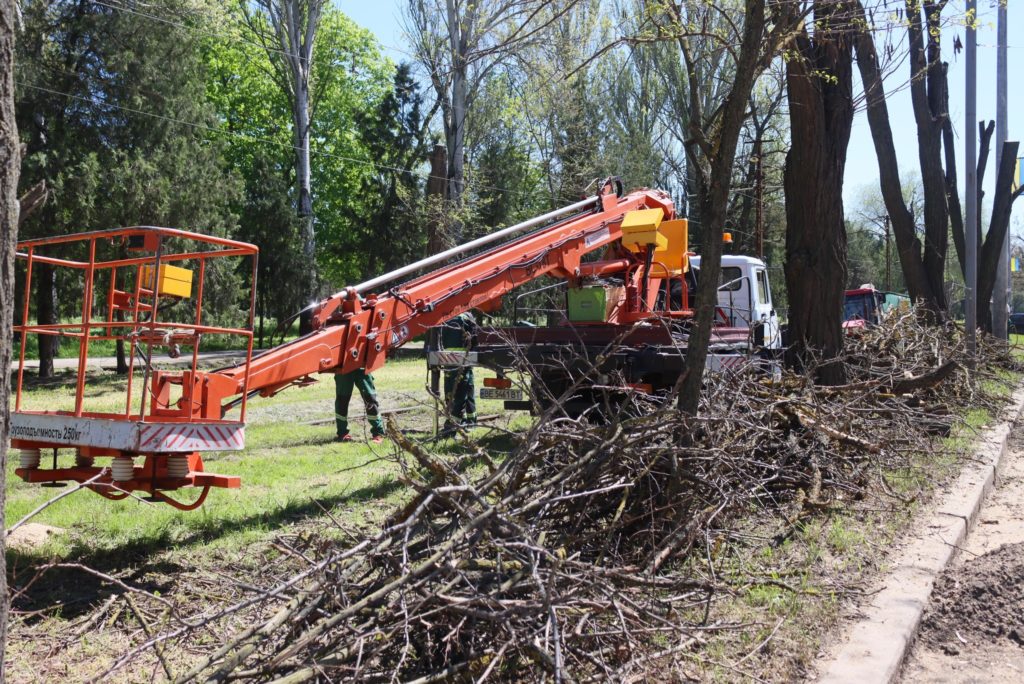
top-left (138, 423), bottom-right (245, 452)
top-left (427, 351), bottom-right (479, 368)
top-left (10, 412), bottom-right (245, 453)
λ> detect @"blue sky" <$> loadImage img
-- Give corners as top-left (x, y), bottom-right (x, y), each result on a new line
top-left (341, 1), bottom-right (1021, 232)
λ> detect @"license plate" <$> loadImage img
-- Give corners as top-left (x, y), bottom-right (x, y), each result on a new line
top-left (480, 387), bottom-right (523, 400)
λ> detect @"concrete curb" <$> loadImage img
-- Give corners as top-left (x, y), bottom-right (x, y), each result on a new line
top-left (815, 384), bottom-right (1024, 683)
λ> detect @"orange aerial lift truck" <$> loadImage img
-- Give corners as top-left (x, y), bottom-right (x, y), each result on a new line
top-left (10, 180), bottom-right (777, 508)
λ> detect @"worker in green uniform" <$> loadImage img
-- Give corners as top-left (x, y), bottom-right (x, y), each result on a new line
top-left (441, 312), bottom-right (478, 430)
top-left (334, 368), bottom-right (385, 443)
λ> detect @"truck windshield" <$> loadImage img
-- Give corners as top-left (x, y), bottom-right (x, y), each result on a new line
top-left (843, 292), bottom-right (876, 322)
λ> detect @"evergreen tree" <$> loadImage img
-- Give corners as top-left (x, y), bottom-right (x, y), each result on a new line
top-left (16, 0), bottom-right (242, 375)
top-left (333, 63), bottom-right (429, 282)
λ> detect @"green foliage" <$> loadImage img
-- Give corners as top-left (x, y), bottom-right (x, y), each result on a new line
top-left (16, 0), bottom-right (244, 323)
top-left (236, 151), bottom-right (307, 336)
top-left (205, 5), bottom-right (393, 292)
top-left (17, 0), bottom-right (241, 233)
top-left (321, 62), bottom-right (428, 284)
top-left (465, 74), bottom-right (548, 229)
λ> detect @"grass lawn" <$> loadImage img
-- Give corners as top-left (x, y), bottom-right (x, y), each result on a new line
top-left (6, 358), bottom-right (527, 563)
top-left (7, 344), bottom-right (1020, 681)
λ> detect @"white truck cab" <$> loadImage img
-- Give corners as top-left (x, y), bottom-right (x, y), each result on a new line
top-left (690, 255), bottom-right (781, 350)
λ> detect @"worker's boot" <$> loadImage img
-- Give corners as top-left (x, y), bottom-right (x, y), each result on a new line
top-left (440, 418), bottom-right (461, 437)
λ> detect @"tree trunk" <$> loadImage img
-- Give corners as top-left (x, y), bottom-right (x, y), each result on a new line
top-left (36, 261), bottom-right (56, 378)
top-left (258, 294), bottom-right (265, 349)
top-left (947, 123), bottom-right (1022, 333)
top-left (943, 92), bottom-right (966, 278)
top-left (782, 1), bottom-right (854, 385)
top-left (852, 0), bottom-right (948, 319)
top-left (445, 0), bottom-right (468, 242)
top-left (295, 82), bottom-right (314, 261)
top-left (293, 76), bottom-right (316, 298)
top-left (1, 0), bottom-right (22, 672)
top-left (425, 143), bottom-right (449, 254)
top-left (976, 139), bottom-right (1023, 331)
top-left (447, 64), bottom-right (466, 207)
top-left (677, 0), bottom-right (775, 415)
top-left (115, 309), bottom-right (128, 374)
top-left (247, 1), bottom-right (324, 298)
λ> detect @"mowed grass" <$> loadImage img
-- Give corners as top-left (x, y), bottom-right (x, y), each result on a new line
top-left (6, 358), bottom-right (524, 563)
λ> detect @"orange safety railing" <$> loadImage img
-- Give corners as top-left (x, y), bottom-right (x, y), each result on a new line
top-left (15, 226), bottom-right (258, 421)
top-left (11, 227), bottom-right (258, 508)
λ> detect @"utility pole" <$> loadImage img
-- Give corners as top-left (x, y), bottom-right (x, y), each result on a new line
top-left (965, 0), bottom-right (978, 366)
top-left (754, 138), bottom-right (764, 259)
top-left (884, 215), bottom-right (891, 291)
top-left (993, 0), bottom-right (1009, 336)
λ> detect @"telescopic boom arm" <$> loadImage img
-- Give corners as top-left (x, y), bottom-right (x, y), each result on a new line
top-left (198, 183), bottom-right (675, 415)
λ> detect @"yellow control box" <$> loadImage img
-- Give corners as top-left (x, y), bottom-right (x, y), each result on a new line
top-left (140, 264), bottom-right (193, 298)
top-left (621, 208), bottom-right (667, 251)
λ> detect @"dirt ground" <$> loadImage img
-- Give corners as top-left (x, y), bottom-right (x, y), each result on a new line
top-left (7, 523), bottom-right (65, 550)
top-left (901, 432), bottom-right (1024, 683)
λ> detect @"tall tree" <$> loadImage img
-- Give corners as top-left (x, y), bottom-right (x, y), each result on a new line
top-left (728, 67), bottom-right (786, 257)
top-left (341, 63), bottom-right (430, 280)
top-left (947, 126), bottom-right (1024, 331)
top-left (645, 0), bottom-right (797, 414)
top-left (853, 0), bottom-right (951, 319)
top-left (17, 0), bottom-right (242, 375)
top-left (600, 41), bottom-right (676, 193)
top-left (0, 0), bottom-right (18, 672)
top-left (207, 6), bottom-right (390, 289)
top-left (241, 0), bottom-right (325, 296)
top-left (236, 150), bottom-right (305, 346)
top-left (779, 0), bottom-right (856, 384)
top-left (406, 0), bottom-right (576, 236)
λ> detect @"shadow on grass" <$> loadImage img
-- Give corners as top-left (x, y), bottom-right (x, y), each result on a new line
top-left (7, 472), bottom-right (406, 623)
top-left (6, 431), bottom-right (515, 622)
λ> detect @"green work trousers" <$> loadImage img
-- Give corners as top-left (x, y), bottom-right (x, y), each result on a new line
top-left (443, 366), bottom-right (476, 425)
top-left (335, 370), bottom-right (384, 437)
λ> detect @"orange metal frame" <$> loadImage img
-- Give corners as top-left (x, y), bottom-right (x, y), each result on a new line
top-left (12, 184), bottom-right (692, 509)
top-left (11, 227), bottom-right (258, 509)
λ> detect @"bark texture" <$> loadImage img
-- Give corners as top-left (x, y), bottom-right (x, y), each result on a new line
top-left (853, 0), bottom-right (949, 319)
top-left (0, 0), bottom-right (20, 672)
top-left (677, 0), bottom-right (785, 414)
top-left (947, 124), bottom-right (1023, 332)
top-left (782, 0), bottom-right (854, 385)
top-left (35, 261), bottom-right (56, 377)
top-left (246, 0), bottom-right (325, 295)
top-left (425, 143), bottom-right (450, 254)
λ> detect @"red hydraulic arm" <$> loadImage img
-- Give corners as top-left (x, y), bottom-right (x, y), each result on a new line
top-left (10, 181), bottom-right (681, 506)
top-left (182, 182), bottom-right (677, 417)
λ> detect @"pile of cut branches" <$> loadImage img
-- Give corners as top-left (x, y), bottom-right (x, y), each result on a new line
top-left (107, 314), bottom-right (1020, 682)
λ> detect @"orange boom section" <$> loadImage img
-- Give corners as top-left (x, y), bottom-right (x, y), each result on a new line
top-left (208, 183), bottom-right (677, 408)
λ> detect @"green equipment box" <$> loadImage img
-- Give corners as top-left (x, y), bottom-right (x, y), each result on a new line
top-left (567, 286), bottom-right (621, 323)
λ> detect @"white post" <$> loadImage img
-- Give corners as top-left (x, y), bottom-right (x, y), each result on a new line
top-left (965, 0), bottom-right (978, 365)
top-left (994, 0), bottom-right (1009, 336)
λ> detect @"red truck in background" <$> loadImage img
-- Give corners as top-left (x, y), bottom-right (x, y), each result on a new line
top-left (843, 284), bottom-right (911, 330)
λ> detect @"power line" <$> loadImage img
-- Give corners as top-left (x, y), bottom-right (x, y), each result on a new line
top-left (18, 79), bottom-right (558, 201)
